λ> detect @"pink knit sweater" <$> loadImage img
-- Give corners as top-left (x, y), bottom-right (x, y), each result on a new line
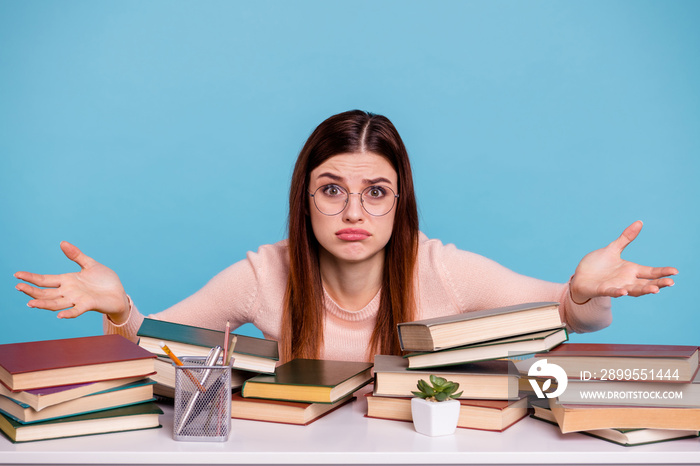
top-left (104, 233), bottom-right (611, 362)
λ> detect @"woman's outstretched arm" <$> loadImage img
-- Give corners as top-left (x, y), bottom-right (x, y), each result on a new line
top-left (15, 240), bottom-right (275, 344)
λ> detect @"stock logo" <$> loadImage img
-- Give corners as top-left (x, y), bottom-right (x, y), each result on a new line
top-left (527, 359), bottom-right (568, 398)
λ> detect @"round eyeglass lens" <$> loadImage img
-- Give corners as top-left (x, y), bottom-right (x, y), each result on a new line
top-left (359, 185), bottom-right (397, 216)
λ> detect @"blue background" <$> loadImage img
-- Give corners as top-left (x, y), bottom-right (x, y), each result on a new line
top-left (1, 1), bottom-right (698, 346)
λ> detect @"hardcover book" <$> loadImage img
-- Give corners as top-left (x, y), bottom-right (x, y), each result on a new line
top-left (405, 327), bottom-right (567, 369)
top-left (0, 375), bottom-right (150, 412)
top-left (231, 391), bottom-right (354, 425)
top-left (0, 335), bottom-right (156, 392)
top-left (536, 343), bottom-right (700, 382)
top-left (0, 402), bottom-right (163, 443)
top-left (397, 302), bottom-right (562, 352)
top-left (373, 355), bottom-right (520, 400)
top-left (548, 397), bottom-right (700, 433)
top-left (0, 379), bottom-right (155, 424)
top-left (531, 402), bottom-right (699, 446)
top-left (241, 359), bottom-right (373, 404)
top-left (366, 393), bottom-right (528, 432)
top-left (137, 318), bottom-right (279, 374)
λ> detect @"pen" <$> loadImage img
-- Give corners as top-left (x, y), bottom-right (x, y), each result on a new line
top-left (222, 321), bottom-right (230, 366)
top-left (159, 342), bottom-right (206, 392)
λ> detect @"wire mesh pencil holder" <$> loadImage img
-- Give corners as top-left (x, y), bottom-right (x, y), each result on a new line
top-left (173, 356), bottom-right (231, 442)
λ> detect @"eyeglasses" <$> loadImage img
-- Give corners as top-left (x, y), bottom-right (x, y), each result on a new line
top-left (309, 184), bottom-right (399, 217)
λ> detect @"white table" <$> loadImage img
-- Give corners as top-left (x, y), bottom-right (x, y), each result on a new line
top-left (2, 389), bottom-right (700, 466)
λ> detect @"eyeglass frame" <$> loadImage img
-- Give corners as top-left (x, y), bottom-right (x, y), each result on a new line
top-left (308, 184), bottom-right (400, 217)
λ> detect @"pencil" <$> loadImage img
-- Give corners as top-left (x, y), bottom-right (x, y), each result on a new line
top-left (222, 320), bottom-right (230, 366)
top-left (159, 341), bottom-right (206, 392)
top-left (225, 335), bottom-right (237, 367)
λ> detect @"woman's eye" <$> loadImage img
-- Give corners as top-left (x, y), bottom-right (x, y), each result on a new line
top-left (366, 186), bottom-right (386, 198)
top-left (322, 185), bottom-right (344, 197)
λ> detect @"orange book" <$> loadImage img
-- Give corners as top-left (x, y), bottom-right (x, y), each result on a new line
top-left (0, 335), bottom-right (156, 391)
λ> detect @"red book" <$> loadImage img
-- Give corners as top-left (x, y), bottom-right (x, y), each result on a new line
top-left (535, 343), bottom-right (700, 382)
top-left (0, 335), bottom-right (156, 391)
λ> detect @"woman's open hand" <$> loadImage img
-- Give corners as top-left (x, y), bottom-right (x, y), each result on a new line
top-left (15, 241), bottom-right (130, 324)
top-left (569, 221), bottom-right (678, 304)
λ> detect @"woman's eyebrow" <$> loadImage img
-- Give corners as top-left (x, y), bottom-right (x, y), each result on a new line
top-left (316, 172), bottom-right (344, 182)
top-left (316, 172), bottom-right (394, 186)
top-left (364, 177), bottom-right (392, 185)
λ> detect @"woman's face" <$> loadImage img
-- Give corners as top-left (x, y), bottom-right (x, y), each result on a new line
top-left (308, 152), bottom-right (398, 266)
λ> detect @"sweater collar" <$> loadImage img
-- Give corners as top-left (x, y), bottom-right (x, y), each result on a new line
top-left (322, 286), bottom-right (381, 322)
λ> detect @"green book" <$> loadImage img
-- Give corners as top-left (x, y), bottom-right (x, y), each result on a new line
top-left (137, 318), bottom-right (279, 374)
top-left (0, 402), bottom-right (163, 443)
top-left (242, 359), bottom-right (373, 404)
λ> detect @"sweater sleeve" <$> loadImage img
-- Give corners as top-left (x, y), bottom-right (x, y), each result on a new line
top-left (431, 239), bottom-right (612, 334)
top-left (102, 244), bottom-right (275, 342)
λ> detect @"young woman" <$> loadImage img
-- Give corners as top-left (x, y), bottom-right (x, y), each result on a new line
top-left (14, 110), bottom-right (677, 363)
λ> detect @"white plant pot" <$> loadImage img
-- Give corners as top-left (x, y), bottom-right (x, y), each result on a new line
top-left (411, 397), bottom-right (460, 437)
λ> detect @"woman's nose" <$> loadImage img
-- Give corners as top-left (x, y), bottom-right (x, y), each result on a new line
top-left (343, 193), bottom-right (365, 222)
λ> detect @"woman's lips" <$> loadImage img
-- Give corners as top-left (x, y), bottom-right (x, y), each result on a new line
top-left (336, 228), bottom-right (371, 241)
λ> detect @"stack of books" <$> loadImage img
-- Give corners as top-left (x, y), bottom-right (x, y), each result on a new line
top-left (235, 358), bottom-right (374, 425)
top-left (136, 318), bottom-right (279, 398)
top-left (0, 334), bottom-right (162, 443)
top-left (526, 343), bottom-right (700, 446)
top-left (367, 302), bottom-right (569, 431)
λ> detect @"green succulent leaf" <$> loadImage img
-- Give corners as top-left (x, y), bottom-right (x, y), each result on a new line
top-left (416, 379), bottom-right (435, 396)
top-left (430, 375), bottom-right (448, 387)
top-left (435, 392), bottom-right (448, 402)
top-left (452, 391), bottom-right (463, 399)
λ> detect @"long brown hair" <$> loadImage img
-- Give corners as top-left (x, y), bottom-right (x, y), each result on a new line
top-left (282, 110), bottom-right (419, 362)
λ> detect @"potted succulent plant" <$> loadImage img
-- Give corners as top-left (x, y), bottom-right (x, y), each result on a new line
top-left (411, 375), bottom-right (463, 436)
